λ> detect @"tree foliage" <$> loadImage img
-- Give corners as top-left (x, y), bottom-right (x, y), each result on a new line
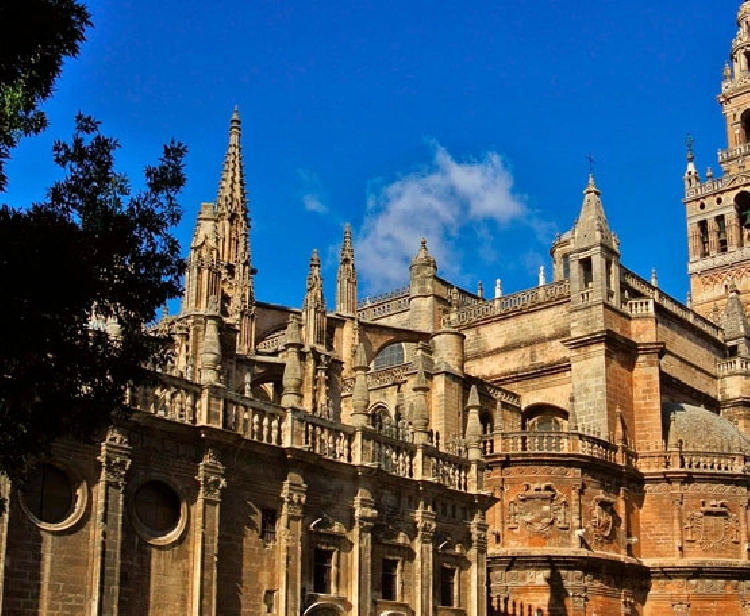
top-left (0, 113), bottom-right (187, 480)
top-left (0, 0), bottom-right (92, 191)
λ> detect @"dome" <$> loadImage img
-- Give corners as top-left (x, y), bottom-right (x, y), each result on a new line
top-left (663, 403), bottom-right (750, 452)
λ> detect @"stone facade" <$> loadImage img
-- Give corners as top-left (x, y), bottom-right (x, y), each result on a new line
top-left (7, 4), bottom-right (750, 616)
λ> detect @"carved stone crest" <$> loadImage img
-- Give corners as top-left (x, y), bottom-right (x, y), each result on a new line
top-left (684, 500), bottom-right (740, 551)
top-left (507, 483), bottom-right (569, 537)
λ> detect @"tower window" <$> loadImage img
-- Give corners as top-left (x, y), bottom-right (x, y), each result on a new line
top-left (313, 548), bottom-right (334, 594)
top-left (381, 558), bottom-right (399, 601)
top-left (261, 508), bottom-right (277, 543)
top-left (717, 215), bottom-right (728, 253)
top-left (579, 257), bottom-right (593, 288)
top-left (440, 565), bottom-right (457, 607)
top-left (698, 220), bottom-right (709, 257)
top-left (741, 109), bottom-right (750, 145)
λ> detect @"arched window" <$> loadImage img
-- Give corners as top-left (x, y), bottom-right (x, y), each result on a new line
top-left (20, 463), bottom-right (74, 524)
top-left (741, 110), bottom-right (750, 145)
top-left (372, 343), bottom-right (405, 370)
top-left (523, 404), bottom-right (568, 432)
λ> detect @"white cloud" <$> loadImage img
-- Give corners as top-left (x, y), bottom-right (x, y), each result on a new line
top-left (354, 142), bottom-right (529, 292)
top-left (303, 193), bottom-right (328, 214)
top-left (298, 169), bottom-right (329, 214)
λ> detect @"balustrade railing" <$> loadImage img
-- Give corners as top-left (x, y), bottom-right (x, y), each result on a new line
top-left (639, 450), bottom-right (750, 473)
top-left (358, 286), bottom-right (410, 321)
top-left (622, 269), bottom-right (723, 340)
top-left (482, 431), bottom-right (620, 464)
top-left (444, 279), bottom-right (570, 327)
top-left (626, 298), bottom-right (654, 315)
top-left (717, 357), bottom-right (750, 374)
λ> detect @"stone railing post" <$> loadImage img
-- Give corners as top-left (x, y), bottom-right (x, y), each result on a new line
top-left (92, 427), bottom-right (131, 616)
top-left (352, 486), bottom-right (377, 615)
top-left (192, 449), bottom-right (226, 616)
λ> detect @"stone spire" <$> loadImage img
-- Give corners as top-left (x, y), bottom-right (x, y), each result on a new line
top-left (182, 203), bottom-right (220, 313)
top-left (465, 385), bottom-right (482, 460)
top-left (215, 107), bottom-right (255, 319)
top-left (335, 224), bottom-right (358, 316)
top-left (411, 364), bottom-right (430, 444)
top-left (573, 175), bottom-right (615, 249)
top-left (683, 133), bottom-right (701, 192)
top-left (281, 314), bottom-right (304, 408)
top-left (722, 280), bottom-right (750, 351)
top-left (303, 249), bottom-right (327, 347)
top-left (351, 343), bottom-right (370, 427)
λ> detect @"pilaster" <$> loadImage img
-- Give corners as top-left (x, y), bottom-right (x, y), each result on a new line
top-left (414, 505), bottom-right (436, 616)
top-left (0, 475), bottom-right (10, 616)
top-left (352, 485), bottom-right (377, 615)
top-left (92, 427), bottom-right (132, 616)
top-left (279, 472), bottom-right (307, 616)
top-left (192, 449), bottom-right (226, 616)
top-left (468, 513), bottom-right (489, 616)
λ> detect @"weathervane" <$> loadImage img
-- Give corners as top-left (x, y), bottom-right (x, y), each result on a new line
top-left (586, 152), bottom-right (596, 175)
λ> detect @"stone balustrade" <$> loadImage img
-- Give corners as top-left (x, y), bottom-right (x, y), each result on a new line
top-left (130, 373), bottom-right (479, 492)
top-left (718, 142), bottom-right (750, 164)
top-left (717, 357), bottom-right (750, 374)
top-left (627, 298), bottom-right (655, 315)
top-left (443, 279), bottom-right (570, 327)
top-left (639, 450), bottom-right (750, 474)
top-left (256, 329), bottom-right (287, 353)
top-left (483, 431), bottom-right (620, 464)
top-left (357, 286), bottom-right (410, 321)
top-left (622, 269), bottom-right (723, 340)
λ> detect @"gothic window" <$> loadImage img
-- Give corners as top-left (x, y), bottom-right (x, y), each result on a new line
top-left (737, 192), bottom-right (750, 233)
top-left (372, 343), bottom-right (405, 370)
top-left (439, 565), bottom-right (457, 607)
top-left (20, 463), bottom-right (74, 524)
top-left (133, 480), bottom-right (181, 535)
top-left (313, 547), bottom-right (334, 594)
top-left (562, 254), bottom-right (570, 280)
top-left (381, 558), bottom-right (399, 601)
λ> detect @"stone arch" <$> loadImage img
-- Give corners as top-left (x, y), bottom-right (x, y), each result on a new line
top-left (368, 401), bottom-right (395, 430)
top-left (522, 403), bottom-right (569, 432)
top-left (357, 323), bottom-right (429, 366)
top-left (371, 342), bottom-right (405, 370)
top-left (302, 602), bottom-right (343, 616)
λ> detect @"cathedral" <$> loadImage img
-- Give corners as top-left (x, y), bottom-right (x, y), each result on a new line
top-left (7, 3), bottom-right (750, 616)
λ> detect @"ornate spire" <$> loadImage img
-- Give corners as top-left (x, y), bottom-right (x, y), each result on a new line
top-left (573, 174), bottom-right (616, 250)
top-left (303, 249), bottom-right (327, 347)
top-left (335, 224), bottom-right (358, 315)
top-left (215, 108), bottom-right (255, 319)
top-left (722, 280), bottom-right (750, 344)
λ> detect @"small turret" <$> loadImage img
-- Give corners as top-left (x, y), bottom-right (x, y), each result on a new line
top-left (351, 344), bottom-right (370, 427)
top-left (411, 364), bottom-right (430, 444)
top-left (281, 315), bottom-right (304, 408)
top-left (303, 249), bottom-right (327, 348)
top-left (200, 296), bottom-right (222, 386)
top-left (723, 280), bottom-right (750, 355)
top-left (465, 385), bottom-right (482, 460)
top-left (335, 224), bottom-right (358, 316)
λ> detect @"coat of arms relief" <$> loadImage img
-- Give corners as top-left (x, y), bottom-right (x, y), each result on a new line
top-left (507, 483), bottom-right (569, 537)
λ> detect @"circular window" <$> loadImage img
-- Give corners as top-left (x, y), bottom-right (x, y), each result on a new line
top-left (21, 463), bottom-right (74, 524)
top-left (19, 462), bottom-right (86, 531)
top-left (134, 480), bottom-right (181, 535)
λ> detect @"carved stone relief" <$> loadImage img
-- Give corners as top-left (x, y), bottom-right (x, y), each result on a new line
top-left (684, 500), bottom-right (740, 551)
top-left (507, 483), bottom-right (569, 537)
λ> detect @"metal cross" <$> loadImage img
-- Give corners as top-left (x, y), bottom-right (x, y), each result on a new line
top-left (685, 132), bottom-right (695, 157)
top-left (586, 152), bottom-right (596, 175)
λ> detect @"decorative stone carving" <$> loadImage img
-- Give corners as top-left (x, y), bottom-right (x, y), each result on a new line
top-left (589, 495), bottom-right (617, 543)
top-left (507, 483), bottom-right (569, 536)
top-left (99, 427), bottom-right (132, 490)
top-left (281, 479), bottom-right (307, 518)
top-left (310, 514), bottom-right (346, 535)
top-left (684, 500), bottom-right (740, 550)
top-left (196, 449), bottom-right (226, 501)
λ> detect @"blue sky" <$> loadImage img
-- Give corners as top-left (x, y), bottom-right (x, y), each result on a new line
top-left (2, 0), bottom-right (743, 310)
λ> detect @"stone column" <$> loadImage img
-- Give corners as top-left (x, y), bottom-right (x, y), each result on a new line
top-left (92, 427), bottom-right (132, 616)
top-left (414, 505), bottom-right (436, 616)
top-left (352, 486), bottom-right (377, 615)
top-left (672, 492), bottom-right (683, 559)
top-left (192, 449), bottom-right (226, 616)
top-left (278, 472), bottom-right (307, 616)
top-left (708, 218), bottom-right (719, 255)
top-left (468, 513), bottom-right (489, 616)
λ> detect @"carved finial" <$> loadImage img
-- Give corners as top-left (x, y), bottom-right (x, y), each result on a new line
top-left (494, 278), bottom-right (503, 299)
top-left (538, 265), bottom-right (546, 287)
top-left (477, 280), bottom-right (484, 299)
top-left (651, 268), bottom-right (658, 288)
top-left (685, 132), bottom-right (695, 162)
